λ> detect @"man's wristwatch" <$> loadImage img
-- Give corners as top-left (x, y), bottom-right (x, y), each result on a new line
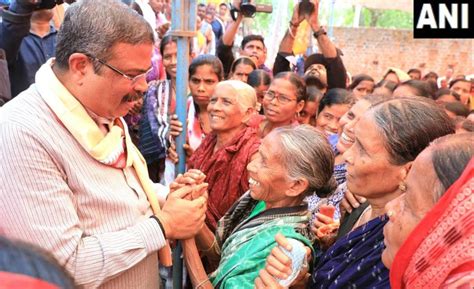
top-left (313, 26), bottom-right (327, 38)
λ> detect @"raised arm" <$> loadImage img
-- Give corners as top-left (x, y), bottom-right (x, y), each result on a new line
top-left (307, 0), bottom-right (346, 88)
top-left (272, 2), bottom-right (305, 75)
top-left (222, 0), bottom-right (244, 46)
top-left (0, 0), bottom-right (60, 67)
top-left (306, 0), bottom-right (337, 58)
top-left (217, 0), bottom-right (244, 76)
top-left (1, 1), bottom-right (36, 67)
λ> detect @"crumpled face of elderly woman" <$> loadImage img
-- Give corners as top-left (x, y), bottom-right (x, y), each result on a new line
top-left (247, 133), bottom-right (296, 208)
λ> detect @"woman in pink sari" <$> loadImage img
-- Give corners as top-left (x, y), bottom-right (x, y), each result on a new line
top-left (383, 133), bottom-right (474, 289)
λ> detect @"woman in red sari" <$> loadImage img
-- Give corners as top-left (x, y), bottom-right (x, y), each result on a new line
top-left (188, 80), bottom-right (261, 232)
top-left (383, 133), bottom-right (474, 289)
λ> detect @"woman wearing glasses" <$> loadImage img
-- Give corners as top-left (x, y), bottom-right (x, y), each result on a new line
top-left (255, 72), bottom-right (307, 138)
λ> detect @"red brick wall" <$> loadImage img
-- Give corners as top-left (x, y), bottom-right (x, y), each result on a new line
top-left (332, 27), bottom-right (473, 81)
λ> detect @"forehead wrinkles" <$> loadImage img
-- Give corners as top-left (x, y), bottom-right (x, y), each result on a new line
top-left (354, 114), bottom-right (383, 150)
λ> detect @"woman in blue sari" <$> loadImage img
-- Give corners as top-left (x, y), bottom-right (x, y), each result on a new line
top-left (181, 125), bottom-right (338, 289)
top-left (306, 94), bottom-right (389, 224)
top-left (255, 97), bottom-right (455, 289)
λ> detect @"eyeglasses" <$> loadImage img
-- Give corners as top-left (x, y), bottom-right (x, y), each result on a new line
top-left (88, 55), bottom-right (152, 85)
top-left (263, 90), bottom-right (297, 104)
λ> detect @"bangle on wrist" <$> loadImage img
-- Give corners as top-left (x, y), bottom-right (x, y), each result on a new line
top-left (289, 20), bottom-right (299, 28)
top-left (201, 238), bottom-right (217, 253)
top-left (313, 26), bottom-right (327, 39)
top-left (195, 278), bottom-right (210, 289)
top-left (150, 215), bottom-right (167, 239)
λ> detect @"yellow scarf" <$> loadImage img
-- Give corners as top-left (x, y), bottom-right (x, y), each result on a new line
top-left (36, 59), bottom-right (172, 266)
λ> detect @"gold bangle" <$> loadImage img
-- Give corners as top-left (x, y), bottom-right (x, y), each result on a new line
top-left (195, 278), bottom-right (210, 289)
top-left (201, 238), bottom-right (216, 253)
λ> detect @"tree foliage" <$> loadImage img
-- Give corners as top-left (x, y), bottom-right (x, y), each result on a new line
top-left (240, 1), bottom-right (413, 33)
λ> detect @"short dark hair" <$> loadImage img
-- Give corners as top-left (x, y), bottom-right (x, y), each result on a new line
top-left (434, 88), bottom-right (460, 101)
top-left (55, 0), bottom-right (154, 70)
top-left (241, 34), bottom-right (265, 49)
top-left (189, 54), bottom-right (224, 81)
top-left (0, 236), bottom-right (76, 288)
top-left (229, 56), bottom-right (257, 75)
top-left (318, 88), bottom-right (355, 114)
top-left (369, 97), bottom-right (455, 166)
top-left (306, 86), bottom-right (324, 103)
top-left (422, 71), bottom-right (439, 81)
top-left (444, 101), bottom-right (470, 117)
top-left (430, 133), bottom-right (474, 201)
top-left (247, 69), bottom-right (271, 88)
top-left (219, 2), bottom-right (228, 8)
top-left (407, 68), bottom-right (421, 75)
top-left (375, 79), bottom-right (397, 93)
top-left (449, 78), bottom-right (472, 89)
top-left (397, 80), bottom-right (434, 98)
top-left (348, 74), bottom-right (375, 91)
top-left (304, 53), bottom-right (325, 72)
top-left (160, 35), bottom-right (178, 55)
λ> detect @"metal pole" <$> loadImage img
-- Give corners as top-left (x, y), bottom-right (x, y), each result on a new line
top-left (170, 1), bottom-right (196, 288)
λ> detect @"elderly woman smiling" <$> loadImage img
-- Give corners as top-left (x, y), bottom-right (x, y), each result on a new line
top-left (383, 133), bottom-right (473, 289)
top-left (256, 97), bottom-right (455, 289)
top-left (306, 94), bottom-right (389, 225)
top-left (183, 125), bottom-right (337, 289)
top-left (187, 80), bottom-right (261, 232)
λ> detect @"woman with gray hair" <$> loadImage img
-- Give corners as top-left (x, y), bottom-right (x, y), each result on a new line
top-left (187, 80), bottom-right (262, 232)
top-left (257, 97), bottom-right (455, 289)
top-left (384, 133), bottom-right (473, 289)
top-left (179, 125), bottom-right (337, 288)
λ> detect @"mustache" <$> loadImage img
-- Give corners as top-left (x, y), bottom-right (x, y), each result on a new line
top-left (123, 92), bottom-right (144, 102)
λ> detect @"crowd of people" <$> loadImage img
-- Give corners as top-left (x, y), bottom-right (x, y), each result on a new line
top-left (0, 0), bottom-right (472, 289)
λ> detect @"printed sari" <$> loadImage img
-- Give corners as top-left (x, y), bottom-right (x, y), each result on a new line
top-left (210, 192), bottom-right (313, 289)
top-left (310, 215), bottom-right (390, 289)
top-left (390, 159), bottom-right (474, 289)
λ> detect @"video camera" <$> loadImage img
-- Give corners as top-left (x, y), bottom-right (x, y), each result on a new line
top-left (230, 0), bottom-right (273, 20)
top-left (17, 0), bottom-right (65, 9)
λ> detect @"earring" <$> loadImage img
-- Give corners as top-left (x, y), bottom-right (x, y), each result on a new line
top-left (399, 182), bottom-right (407, 192)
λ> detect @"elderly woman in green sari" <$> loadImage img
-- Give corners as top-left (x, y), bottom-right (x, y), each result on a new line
top-left (181, 125), bottom-right (337, 289)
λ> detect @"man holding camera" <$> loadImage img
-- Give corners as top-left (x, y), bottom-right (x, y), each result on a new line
top-left (217, 0), bottom-right (272, 78)
top-left (274, 0), bottom-right (347, 91)
top-left (0, 0), bottom-right (207, 288)
top-left (0, 0), bottom-right (62, 98)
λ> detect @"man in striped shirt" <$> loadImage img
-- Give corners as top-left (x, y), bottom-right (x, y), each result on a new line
top-left (0, 0), bottom-right (207, 288)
